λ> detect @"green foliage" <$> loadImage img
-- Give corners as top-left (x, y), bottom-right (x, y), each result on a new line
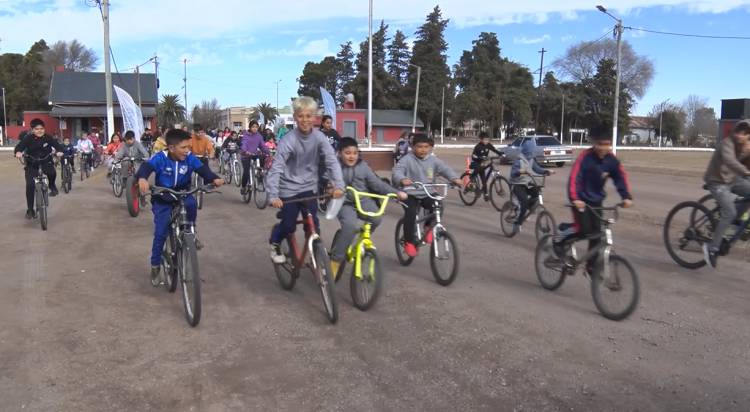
top-left (581, 58), bottom-right (633, 142)
top-left (335, 41), bottom-right (355, 104)
top-left (251, 102), bottom-right (279, 125)
top-left (157, 94), bottom-right (186, 128)
top-left (297, 56), bottom-right (338, 102)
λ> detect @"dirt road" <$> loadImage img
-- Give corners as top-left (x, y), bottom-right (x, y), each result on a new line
top-left (1, 149), bottom-right (748, 412)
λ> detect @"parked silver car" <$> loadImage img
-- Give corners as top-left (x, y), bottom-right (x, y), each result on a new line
top-left (501, 135), bottom-right (574, 167)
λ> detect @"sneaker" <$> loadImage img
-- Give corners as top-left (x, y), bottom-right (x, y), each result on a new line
top-left (241, 186), bottom-right (248, 195)
top-left (49, 188), bottom-right (59, 197)
top-left (330, 260), bottom-right (341, 282)
top-left (270, 244), bottom-right (286, 264)
top-left (195, 238), bottom-right (204, 250)
top-left (512, 223), bottom-right (521, 235)
top-left (404, 242), bottom-right (418, 258)
top-left (702, 243), bottom-right (718, 269)
top-left (25, 209), bottom-right (35, 220)
top-left (423, 227), bottom-right (434, 244)
top-left (150, 266), bottom-right (163, 287)
top-left (483, 194), bottom-right (489, 202)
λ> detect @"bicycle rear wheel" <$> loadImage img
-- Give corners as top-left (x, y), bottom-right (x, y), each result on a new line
top-left (534, 235), bottom-right (566, 291)
top-left (254, 173), bottom-right (268, 209)
top-left (273, 233), bottom-right (296, 290)
top-left (313, 240), bottom-right (338, 323)
top-left (113, 171), bottom-right (124, 197)
top-left (429, 229), bottom-right (459, 286)
top-left (179, 233), bottom-right (202, 327)
top-left (125, 176), bottom-right (140, 217)
top-left (161, 232), bottom-right (178, 293)
top-left (350, 249), bottom-right (383, 311)
top-left (499, 200), bottom-right (520, 238)
top-left (36, 186), bottom-right (48, 231)
top-left (394, 218), bottom-right (414, 266)
top-left (233, 162), bottom-right (241, 187)
top-left (535, 209), bottom-right (557, 241)
top-left (489, 175), bottom-right (511, 212)
top-left (663, 201), bottom-right (713, 269)
top-left (591, 254), bottom-right (640, 321)
top-left (458, 172), bottom-right (480, 206)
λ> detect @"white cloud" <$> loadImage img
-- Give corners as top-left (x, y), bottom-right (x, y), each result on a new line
top-left (561, 34), bottom-right (576, 42)
top-left (514, 34), bottom-right (551, 45)
top-left (240, 38), bottom-right (334, 61)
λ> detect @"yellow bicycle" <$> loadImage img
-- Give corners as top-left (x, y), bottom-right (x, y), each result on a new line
top-left (331, 186), bottom-right (398, 311)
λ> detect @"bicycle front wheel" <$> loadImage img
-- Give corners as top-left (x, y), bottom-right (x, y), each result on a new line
top-left (663, 201), bottom-right (714, 269)
top-left (499, 200), bottom-right (519, 238)
top-left (429, 229), bottom-right (459, 286)
top-left (394, 218), bottom-right (414, 266)
top-left (458, 172), bottom-right (480, 206)
top-left (233, 162), bottom-right (241, 187)
top-left (350, 249), bottom-right (383, 311)
top-left (161, 232), bottom-right (178, 292)
top-left (62, 166), bottom-right (70, 193)
top-left (113, 172), bottom-right (124, 197)
top-left (179, 233), bottom-right (202, 327)
top-left (254, 174), bottom-right (268, 209)
top-left (535, 209), bottom-right (557, 241)
top-left (591, 254), bottom-right (640, 321)
top-left (534, 235), bottom-right (566, 291)
top-left (125, 176), bottom-right (140, 217)
top-left (313, 240), bottom-right (338, 323)
top-left (489, 175), bottom-right (511, 212)
top-left (36, 186), bottom-right (48, 231)
top-left (273, 234), bottom-right (296, 290)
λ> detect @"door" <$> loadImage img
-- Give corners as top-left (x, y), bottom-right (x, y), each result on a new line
top-left (343, 120), bottom-right (357, 139)
top-left (376, 127), bottom-right (384, 144)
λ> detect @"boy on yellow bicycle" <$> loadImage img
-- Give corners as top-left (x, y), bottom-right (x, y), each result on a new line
top-left (330, 137), bottom-right (407, 278)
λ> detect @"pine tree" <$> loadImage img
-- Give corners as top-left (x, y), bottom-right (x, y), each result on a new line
top-left (335, 41), bottom-right (355, 104)
top-left (387, 30), bottom-right (410, 86)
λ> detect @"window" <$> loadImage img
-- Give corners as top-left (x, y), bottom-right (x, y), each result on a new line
top-left (511, 138), bottom-right (523, 147)
top-left (535, 136), bottom-right (562, 146)
top-left (343, 120), bottom-right (357, 138)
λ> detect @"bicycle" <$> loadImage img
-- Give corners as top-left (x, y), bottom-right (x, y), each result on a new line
top-left (60, 155), bottom-right (74, 194)
top-left (535, 204), bottom-right (640, 321)
top-left (110, 159), bottom-right (124, 197)
top-left (121, 157), bottom-right (146, 217)
top-left (241, 155), bottom-right (264, 205)
top-left (21, 153), bottom-right (52, 231)
top-left (394, 182), bottom-right (460, 286)
top-left (253, 155), bottom-right (270, 209)
top-left (80, 152), bottom-right (93, 181)
top-left (271, 194), bottom-right (338, 324)
top-left (663, 185), bottom-right (750, 269)
top-left (499, 174), bottom-right (556, 240)
top-left (459, 156), bottom-right (511, 211)
top-left (330, 187), bottom-right (398, 311)
top-left (151, 184), bottom-right (219, 327)
top-left (192, 154), bottom-right (211, 209)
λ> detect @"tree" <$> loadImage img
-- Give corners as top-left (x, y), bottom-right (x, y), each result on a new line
top-left (0, 52), bottom-right (25, 124)
top-left (553, 38), bottom-right (655, 99)
top-left (335, 42), bottom-right (355, 104)
top-left (157, 94), bottom-right (186, 128)
top-left (682, 95), bottom-right (716, 144)
top-left (250, 102), bottom-right (279, 125)
top-left (348, 20), bottom-right (396, 109)
top-left (407, 6), bottom-right (451, 131)
top-left (190, 99), bottom-right (222, 130)
top-left (21, 40), bottom-right (50, 112)
top-left (648, 102), bottom-right (686, 145)
top-left (694, 107), bottom-right (718, 145)
top-left (581, 58), bottom-right (634, 142)
top-left (43, 40), bottom-right (98, 72)
top-left (297, 56), bottom-right (338, 102)
top-left (388, 30), bottom-right (411, 87)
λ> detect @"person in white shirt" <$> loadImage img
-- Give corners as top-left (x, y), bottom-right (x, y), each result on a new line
top-left (76, 134), bottom-right (96, 171)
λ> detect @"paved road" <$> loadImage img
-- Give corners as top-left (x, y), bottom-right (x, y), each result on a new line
top-left (1, 151), bottom-right (748, 412)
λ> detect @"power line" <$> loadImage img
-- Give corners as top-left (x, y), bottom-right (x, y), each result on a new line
top-left (625, 26), bottom-right (750, 40)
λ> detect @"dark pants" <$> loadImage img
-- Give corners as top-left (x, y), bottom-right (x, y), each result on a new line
top-left (513, 185), bottom-right (539, 224)
top-left (150, 197), bottom-right (197, 267)
top-left (24, 162), bottom-right (57, 211)
top-left (241, 157), bottom-right (254, 188)
top-left (269, 191), bottom-right (320, 245)
top-left (470, 162), bottom-right (491, 194)
top-left (81, 153), bottom-right (93, 170)
top-left (560, 205), bottom-right (602, 266)
top-left (403, 196), bottom-right (435, 244)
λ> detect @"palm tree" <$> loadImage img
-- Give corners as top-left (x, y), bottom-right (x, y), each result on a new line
top-left (250, 102), bottom-right (279, 125)
top-left (157, 94), bottom-right (187, 128)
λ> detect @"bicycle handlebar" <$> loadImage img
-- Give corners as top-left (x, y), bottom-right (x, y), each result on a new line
top-left (150, 184), bottom-right (220, 198)
top-left (403, 182), bottom-right (451, 201)
top-left (565, 203), bottom-right (625, 223)
top-left (346, 186), bottom-right (398, 218)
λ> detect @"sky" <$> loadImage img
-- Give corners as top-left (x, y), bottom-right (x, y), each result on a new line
top-left (1, 0), bottom-right (750, 116)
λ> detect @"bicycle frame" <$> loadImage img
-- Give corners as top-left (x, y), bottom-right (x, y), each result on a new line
top-left (285, 210), bottom-right (321, 274)
top-left (345, 187), bottom-right (397, 280)
top-left (564, 205), bottom-right (619, 282)
top-left (406, 183), bottom-right (449, 252)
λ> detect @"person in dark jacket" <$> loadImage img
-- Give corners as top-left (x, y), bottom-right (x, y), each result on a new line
top-left (319, 115), bottom-right (341, 151)
top-left (14, 119), bottom-right (64, 219)
top-left (553, 124), bottom-right (633, 268)
top-left (470, 132), bottom-right (503, 200)
top-left (329, 137), bottom-right (407, 278)
top-left (60, 137), bottom-right (77, 173)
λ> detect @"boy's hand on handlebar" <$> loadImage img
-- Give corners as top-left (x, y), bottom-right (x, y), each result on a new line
top-left (573, 200), bottom-right (586, 211)
top-left (15, 152), bottom-right (22, 159)
top-left (548, 169), bottom-right (556, 175)
top-left (332, 188), bottom-right (345, 199)
top-left (622, 199), bottom-right (633, 209)
top-left (400, 178), bottom-right (413, 187)
top-left (271, 198), bottom-right (283, 209)
top-left (212, 178), bottom-right (225, 187)
top-left (138, 178), bottom-right (150, 195)
top-left (397, 191), bottom-right (408, 201)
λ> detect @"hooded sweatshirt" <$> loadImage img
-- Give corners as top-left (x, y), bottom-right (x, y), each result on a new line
top-left (266, 127), bottom-right (344, 200)
top-left (392, 152), bottom-right (458, 198)
top-left (510, 139), bottom-right (548, 186)
top-left (240, 131), bottom-right (269, 158)
top-left (704, 135), bottom-right (750, 185)
top-left (341, 159), bottom-right (398, 203)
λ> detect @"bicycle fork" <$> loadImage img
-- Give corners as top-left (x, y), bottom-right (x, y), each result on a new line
top-left (600, 228), bottom-right (614, 282)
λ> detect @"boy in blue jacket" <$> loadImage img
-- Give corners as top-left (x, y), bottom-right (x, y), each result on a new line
top-left (553, 125), bottom-right (633, 268)
top-left (136, 129), bottom-right (224, 285)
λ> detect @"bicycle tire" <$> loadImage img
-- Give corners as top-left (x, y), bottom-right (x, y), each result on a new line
top-left (161, 232), bottom-right (178, 293)
top-left (313, 240), bottom-right (338, 323)
top-left (458, 172), bottom-right (480, 206)
top-left (36, 185), bottom-right (48, 231)
top-left (499, 201), bottom-right (519, 238)
top-left (591, 254), bottom-right (640, 321)
top-left (663, 201), bottom-right (713, 269)
top-left (254, 173), bottom-right (268, 209)
top-left (113, 172), bottom-right (124, 197)
top-left (489, 176), bottom-right (512, 212)
top-left (534, 235), bottom-right (566, 291)
top-left (62, 166), bottom-right (70, 193)
top-left (350, 249), bottom-right (383, 311)
top-left (197, 189), bottom-right (204, 210)
top-left (125, 176), bottom-right (140, 217)
top-left (273, 233), bottom-right (296, 290)
top-left (394, 218), bottom-right (415, 266)
top-left (535, 209), bottom-right (557, 241)
top-left (429, 229), bottom-right (459, 286)
top-left (179, 233), bottom-right (202, 327)
top-left (232, 162), bottom-right (241, 187)
top-left (85, 165), bottom-right (90, 178)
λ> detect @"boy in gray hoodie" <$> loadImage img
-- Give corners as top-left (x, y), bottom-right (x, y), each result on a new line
top-left (392, 133), bottom-right (463, 258)
top-left (330, 138), bottom-right (407, 278)
top-left (266, 97), bottom-right (345, 263)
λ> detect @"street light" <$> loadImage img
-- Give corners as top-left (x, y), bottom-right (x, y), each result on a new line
top-left (409, 63), bottom-right (422, 133)
top-left (275, 79), bottom-right (282, 112)
top-left (1, 87), bottom-right (7, 146)
top-left (596, 4), bottom-right (623, 155)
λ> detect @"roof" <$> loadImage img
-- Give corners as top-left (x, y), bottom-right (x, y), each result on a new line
top-left (371, 109), bottom-right (424, 128)
top-left (630, 116), bottom-right (655, 129)
top-left (49, 71), bottom-right (158, 105)
top-left (50, 106), bottom-right (157, 117)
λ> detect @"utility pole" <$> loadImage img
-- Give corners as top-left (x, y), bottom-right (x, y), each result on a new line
top-left (183, 58), bottom-right (188, 122)
top-left (102, 0), bottom-right (115, 139)
top-left (136, 65), bottom-right (142, 110)
top-left (440, 86), bottom-right (445, 144)
top-left (1, 87), bottom-right (7, 146)
top-left (613, 22), bottom-right (623, 154)
top-left (275, 79), bottom-right (282, 112)
top-left (535, 47), bottom-right (546, 131)
top-left (560, 93), bottom-right (565, 143)
top-left (153, 54), bottom-right (159, 93)
top-left (367, 0), bottom-right (373, 147)
top-left (409, 63), bottom-right (422, 133)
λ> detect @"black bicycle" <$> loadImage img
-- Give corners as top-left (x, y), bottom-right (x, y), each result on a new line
top-left (459, 156), bottom-right (511, 211)
top-left (60, 155), bottom-right (74, 194)
top-left (151, 185), bottom-right (219, 327)
top-left (535, 204), bottom-right (640, 321)
top-left (80, 152), bottom-right (93, 181)
top-left (253, 155), bottom-right (269, 209)
top-left (21, 153), bottom-right (52, 231)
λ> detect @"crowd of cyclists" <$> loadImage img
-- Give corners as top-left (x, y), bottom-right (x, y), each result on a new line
top-left (14, 91), bottom-right (750, 323)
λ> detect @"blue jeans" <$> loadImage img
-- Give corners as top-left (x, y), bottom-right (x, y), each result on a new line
top-left (270, 191), bottom-right (319, 245)
top-left (151, 196), bottom-right (197, 266)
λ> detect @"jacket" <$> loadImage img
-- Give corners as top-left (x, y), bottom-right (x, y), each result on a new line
top-left (76, 139), bottom-right (95, 154)
top-left (392, 152), bottom-right (459, 198)
top-left (341, 159), bottom-right (398, 205)
top-left (568, 148), bottom-right (632, 205)
top-left (115, 141), bottom-right (150, 161)
top-left (14, 134), bottom-right (63, 165)
top-left (321, 128), bottom-right (342, 151)
top-left (704, 136), bottom-right (750, 185)
top-left (189, 135), bottom-right (214, 157)
top-left (60, 143), bottom-right (76, 157)
top-left (105, 142), bottom-right (122, 156)
top-left (511, 139), bottom-right (549, 186)
top-left (222, 137), bottom-right (241, 153)
top-left (136, 151), bottom-right (219, 203)
top-left (152, 137), bottom-right (167, 153)
top-left (240, 132), bottom-right (269, 158)
top-left (266, 127), bottom-right (344, 200)
top-left (471, 142), bottom-right (502, 162)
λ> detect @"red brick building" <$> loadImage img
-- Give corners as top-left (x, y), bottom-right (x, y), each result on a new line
top-left (335, 108), bottom-right (423, 144)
